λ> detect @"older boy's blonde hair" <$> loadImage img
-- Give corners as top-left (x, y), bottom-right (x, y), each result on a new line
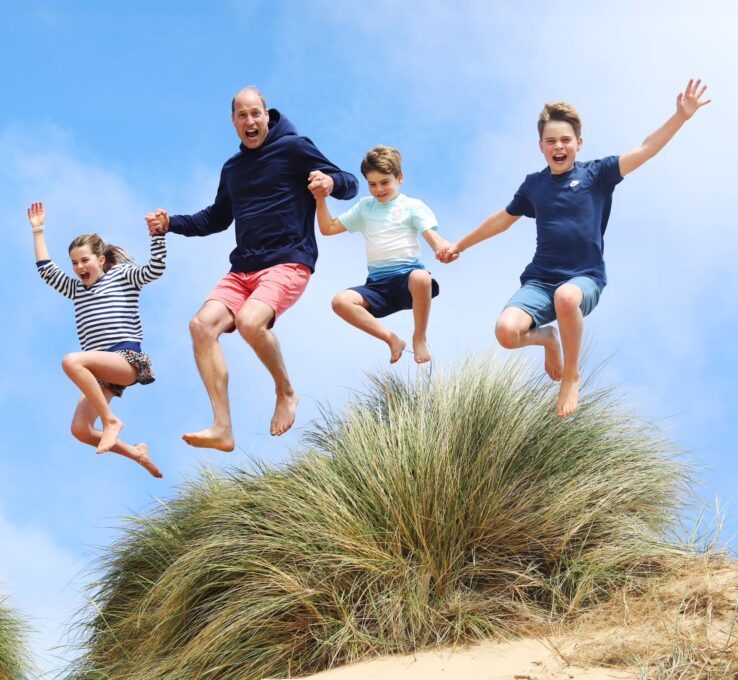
top-left (537, 102), bottom-right (582, 139)
top-left (360, 145), bottom-right (403, 178)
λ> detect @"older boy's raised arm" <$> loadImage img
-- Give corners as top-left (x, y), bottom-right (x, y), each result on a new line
top-left (619, 79), bottom-right (710, 178)
top-left (436, 209), bottom-right (520, 263)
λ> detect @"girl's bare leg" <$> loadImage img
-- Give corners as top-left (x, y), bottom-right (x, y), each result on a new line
top-left (62, 351), bottom-right (136, 453)
top-left (71, 393), bottom-right (163, 478)
top-left (332, 290), bottom-right (406, 363)
top-left (408, 270), bottom-right (432, 364)
top-left (495, 307), bottom-right (563, 380)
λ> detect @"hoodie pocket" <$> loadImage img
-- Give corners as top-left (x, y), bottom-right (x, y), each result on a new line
top-left (238, 212), bottom-right (298, 256)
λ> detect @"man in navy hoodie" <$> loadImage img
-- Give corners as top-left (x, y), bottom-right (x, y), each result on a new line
top-left (146, 87), bottom-right (358, 449)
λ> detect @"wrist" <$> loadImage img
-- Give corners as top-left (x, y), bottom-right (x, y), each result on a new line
top-left (32, 226), bottom-right (45, 234)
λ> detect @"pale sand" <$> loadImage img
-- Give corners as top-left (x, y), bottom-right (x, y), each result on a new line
top-left (288, 638), bottom-right (635, 679)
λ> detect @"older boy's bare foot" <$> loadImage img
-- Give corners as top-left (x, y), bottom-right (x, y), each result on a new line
top-left (271, 392), bottom-right (299, 436)
top-left (133, 444), bottom-right (163, 479)
top-left (542, 327), bottom-right (563, 381)
top-left (97, 417), bottom-right (124, 454)
top-left (388, 334), bottom-right (406, 364)
top-left (556, 374), bottom-right (581, 419)
top-left (412, 335), bottom-right (431, 364)
top-left (182, 427), bottom-right (235, 452)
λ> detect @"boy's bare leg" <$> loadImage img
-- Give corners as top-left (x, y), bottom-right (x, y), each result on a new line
top-left (61, 351), bottom-right (137, 453)
top-left (332, 290), bottom-right (406, 363)
top-left (184, 301), bottom-right (236, 451)
top-left (408, 270), bottom-right (432, 364)
top-left (495, 308), bottom-right (563, 380)
top-left (553, 284), bottom-right (585, 418)
top-left (71, 394), bottom-right (163, 478)
top-left (235, 299), bottom-right (299, 436)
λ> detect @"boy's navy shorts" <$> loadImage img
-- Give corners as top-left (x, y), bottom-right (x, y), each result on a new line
top-left (349, 270), bottom-right (439, 318)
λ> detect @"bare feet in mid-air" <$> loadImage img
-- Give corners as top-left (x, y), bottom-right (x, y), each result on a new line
top-left (556, 373), bottom-right (581, 419)
top-left (541, 326), bottom-right (563, 381)
top-left (388, 333), bottom-right (407, 364)
top-left (97, 416), bottom-right (124, 454)
top-left (412, 334), bottom-right (431, 364)
top-left (182, 426), bottom-right (235, 452)
top-left (271, 392), bottom-right (299, 436)
top-left (132, 444), bottom-right (163, 478)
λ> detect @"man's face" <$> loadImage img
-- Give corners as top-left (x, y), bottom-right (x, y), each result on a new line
top-left (232, 91), bottom-right (269, 149)
top-left (539, 120), bottom-right (582, 174)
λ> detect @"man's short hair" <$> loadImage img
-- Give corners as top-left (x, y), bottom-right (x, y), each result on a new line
top-left (231, 86), bottom-right (267, 115)
top-left (537, 102), bottom-right (582, 139)
top-left (360, 145), bottom-right (403, 178)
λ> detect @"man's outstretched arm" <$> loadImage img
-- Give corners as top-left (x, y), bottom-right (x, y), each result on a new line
top-left (619, 78), bottom-right (710, 178)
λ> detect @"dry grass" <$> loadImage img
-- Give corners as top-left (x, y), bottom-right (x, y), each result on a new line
top-left (0, 596), bottom-right (33, 680)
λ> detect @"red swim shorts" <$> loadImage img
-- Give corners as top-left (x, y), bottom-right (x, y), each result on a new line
top-left (207, 263), bottom-right (311, 329)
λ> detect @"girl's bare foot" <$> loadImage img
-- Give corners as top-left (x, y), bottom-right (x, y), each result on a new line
top-left (542, 327), bottom-right (563, 381)
top-left (97, 416), bottom-right (124, 453)
top-left (182, 427), bottom-right (235, 452)
top-left (556, 374), bottom-right (581, 418)
top-left (412, 335), bottom-right (431, 364)
top-left (388, 333), bottom-right (406, 364)
top-left (271, 392), bottom-right (299, 436)
top-left (133, 444), bottom-right (163, 478)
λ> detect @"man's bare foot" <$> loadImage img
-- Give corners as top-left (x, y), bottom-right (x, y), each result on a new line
top-left (182, 427), bottom-right (235, 452)
top-left (412, 335), bottom-right (431, 364)
top-left (542, 327), bottom-right (563, 381)
top-left (388, 333), bottom-right (407, 364)
top-left (133, 444), bottom-right (163, 479)
top-left (271, 392), bottom-right (299, 436)
top-left (556, 374), bottom-right (581, 419)
top-left (97, 417), bottom-right (124, 454)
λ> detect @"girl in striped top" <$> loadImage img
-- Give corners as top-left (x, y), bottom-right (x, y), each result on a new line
top-left (28, 201), bottom-right (165, 478)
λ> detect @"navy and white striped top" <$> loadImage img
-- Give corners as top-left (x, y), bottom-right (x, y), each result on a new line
top-left (36, 235), bottom-right (167, 352)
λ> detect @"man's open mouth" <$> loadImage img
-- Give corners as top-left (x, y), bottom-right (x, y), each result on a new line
top-left (245, 130), bottom-right (259, 139)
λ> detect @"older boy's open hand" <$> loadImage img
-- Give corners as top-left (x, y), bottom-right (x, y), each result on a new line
top-left (677, 78), bottom-right (711, 120)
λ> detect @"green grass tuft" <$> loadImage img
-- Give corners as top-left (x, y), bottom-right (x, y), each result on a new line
top-left (67, 356), bottom-right (695, 679)
top-left (0, 596), bottom-right (33, 680)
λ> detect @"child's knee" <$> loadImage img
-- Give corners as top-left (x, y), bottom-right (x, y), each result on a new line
top-left (554, 285), bottom-right (583, 313)
top-left (331, 291), bottom-right (354, 314)
top-left (495, 319), bottom-right (519, 349)
top-left (408, 269), bottom-right (431, 291)
top-left (61, 353), bottom-right (81, 375)
top-left (70, 419), bottom-right (94, 444)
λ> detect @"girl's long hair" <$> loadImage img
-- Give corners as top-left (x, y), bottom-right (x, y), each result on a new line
top-left (68, 234), bottom-right (135, 272)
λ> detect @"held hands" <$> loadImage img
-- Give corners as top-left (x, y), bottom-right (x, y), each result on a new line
top-left (436, 243), bottom-right (461, 264)
top-left (27, 201), bottom-right (45, 232)
top-left (307, 170), bottom-right (334, 200)
top-left (145, 209), bottom-right (170, 236)
top-left (677, 79), bottom-right (711, 121)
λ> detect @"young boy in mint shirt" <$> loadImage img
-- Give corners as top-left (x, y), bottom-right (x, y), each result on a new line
top-left (438, 79), bottom-right (710, 418)
top-left (315, 145), bottom-right (450, 364)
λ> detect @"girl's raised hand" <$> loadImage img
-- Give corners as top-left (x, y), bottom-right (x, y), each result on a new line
top-left (27, 201), bottom-right (46, 230)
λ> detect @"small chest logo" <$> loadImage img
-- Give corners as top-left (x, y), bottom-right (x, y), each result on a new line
top-left (569, 179), bottom-right (581, 188)
top-left (390, 206), bottom-right (404, 223)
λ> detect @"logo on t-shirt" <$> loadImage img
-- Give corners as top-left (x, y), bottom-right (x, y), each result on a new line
top-left (569, 179), bottom-right (581, 188)
top-left (390, 206), bottom-right (404, 223)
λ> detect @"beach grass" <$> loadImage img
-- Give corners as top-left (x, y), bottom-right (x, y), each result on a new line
top-left (0, 596), bottom-right (32, 680)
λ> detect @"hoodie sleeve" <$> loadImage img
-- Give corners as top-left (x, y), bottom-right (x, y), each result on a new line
top-left (168, 166), bottom-right (234, 237)
top-left (296, 137), bottom-right (359, 200)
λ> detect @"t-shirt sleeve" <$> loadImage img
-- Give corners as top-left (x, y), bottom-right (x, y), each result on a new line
top-left (410, 200), bottom-right (438, 233)
top-left (595, 155), bottom-right (624, 189)
top-left (337, 199), bottom-right (366, 233)
top-left (506, 177), bottom-right (535, 218)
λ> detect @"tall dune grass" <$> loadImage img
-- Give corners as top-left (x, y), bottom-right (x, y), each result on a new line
top-left (68, 356), bottom-right (693, 679)
top-left (0, 596), bottom-right (32, 680)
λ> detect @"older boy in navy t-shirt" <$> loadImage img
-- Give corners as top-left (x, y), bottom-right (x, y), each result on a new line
top-left (438, 79), bottom-right (710, 418)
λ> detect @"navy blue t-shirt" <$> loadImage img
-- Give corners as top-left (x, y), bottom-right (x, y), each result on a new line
top-left (506, 156), bottom-right (624, 288)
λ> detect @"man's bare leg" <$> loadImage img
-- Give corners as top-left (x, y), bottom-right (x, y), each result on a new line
top-left (236, 299), bottom-right (300, 436)
top-left (408, 270), bottom-right (433, 364)
top-left (553, 284), bottom-right (585, 419)
top-left (332, 290), bottom-right (406, 363)
top-left (183, 300), bottom-right (237, 451)
top-left (495, 307), bottom-right (563, 380)
top-left (71, 394), bottom-right (163, 478)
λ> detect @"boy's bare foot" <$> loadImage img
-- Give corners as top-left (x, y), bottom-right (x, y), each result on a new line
top-left (133, 444), bottom-right (163, 479)
top-left (541, 327), bottom-right (563, 381)
top-left (97, 417), bottom-right (124, 454)
top-left (556, 374), bottom-right (581, 418)
top-left (182, 427), bottom-right (235, 452)
top-left (271, 392), bottom-right (299, 436)
top-left (388, 334), bottom-right (406, 364)
top-left (412, 335), bottom-right (431, 364)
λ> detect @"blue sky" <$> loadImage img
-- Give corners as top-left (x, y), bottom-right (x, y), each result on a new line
top-left (1, 1), bottom-right (737, 674)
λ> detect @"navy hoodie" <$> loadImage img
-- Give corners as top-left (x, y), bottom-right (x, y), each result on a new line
top-left (168, 110), bottom-right (358, 273)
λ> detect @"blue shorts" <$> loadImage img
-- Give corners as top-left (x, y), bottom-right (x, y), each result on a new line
top-left (349, 270), bottom-right (439, 319)
top-left (503, 276), bottom-right (603, 328)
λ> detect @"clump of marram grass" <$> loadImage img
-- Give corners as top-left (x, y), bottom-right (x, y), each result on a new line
top-left (67, 356), bottom-right (695, 680)
top-left (0, 596), bottom-right (33, 680)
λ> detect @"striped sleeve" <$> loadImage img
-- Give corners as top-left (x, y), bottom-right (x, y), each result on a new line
top-left (36, 260), bottom-right (77, 300)
top-left (124, 234), bottom-right (167, 289)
